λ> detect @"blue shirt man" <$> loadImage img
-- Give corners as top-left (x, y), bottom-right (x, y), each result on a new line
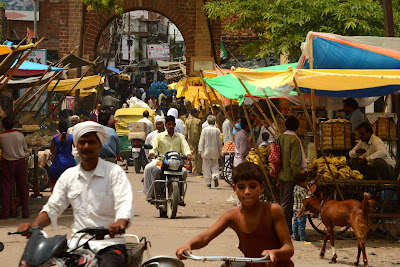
top-left (98, 113), bottom-right (121, 162)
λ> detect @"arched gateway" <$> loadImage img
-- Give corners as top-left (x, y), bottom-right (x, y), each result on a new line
top-left (59, 0), bottom-right (220, 75)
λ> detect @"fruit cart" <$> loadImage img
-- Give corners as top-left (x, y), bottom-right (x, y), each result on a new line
top-left (308, 156), bottom-right (400, 240)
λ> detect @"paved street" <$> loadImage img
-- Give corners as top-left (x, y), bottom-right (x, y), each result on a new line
top-left (1, 166), bottom-right (399, 266)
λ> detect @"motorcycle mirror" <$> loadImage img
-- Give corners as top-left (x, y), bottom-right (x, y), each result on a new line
top-left (144, 144), bottom-right (153, 149)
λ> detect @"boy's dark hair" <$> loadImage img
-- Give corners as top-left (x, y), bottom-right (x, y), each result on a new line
top-left (356, 122), bottom-right (373, 134)
top-left (343, 98), bottom-right (359, 110)
top-left (2, 116), bottom-right (14, 130)
top-left (165, 115), bottom-right (175, 124)
top-left (262, 132), bottom-right (270, 142)
top-left (143, 110), bottom-right (149, 118)
top-left (285, 116), bottom-right (299, 131)
top-left (98, 112), bottom-right (110, 126)
top-left (232, 162), bottom-right (265, 185)
top-left (294, 172), bottom-right (308, 184)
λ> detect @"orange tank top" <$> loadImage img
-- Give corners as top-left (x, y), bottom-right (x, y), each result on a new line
top-left (231, 202), bottom-right (294, 267)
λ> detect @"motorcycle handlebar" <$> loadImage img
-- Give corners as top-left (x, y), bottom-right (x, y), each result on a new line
top-left (182, 250), bottom-right (270, 263)
top-left (8, 226), bottom-right (43, 236)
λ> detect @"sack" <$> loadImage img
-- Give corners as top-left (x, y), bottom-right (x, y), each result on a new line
top-left (268, 142), bottom-right (281, 178)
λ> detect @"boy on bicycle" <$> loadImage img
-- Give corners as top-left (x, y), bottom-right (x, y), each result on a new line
top-left (176, 162), bottom-right (294, 266)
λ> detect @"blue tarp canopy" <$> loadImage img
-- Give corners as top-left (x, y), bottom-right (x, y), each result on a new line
top-left (12, 60), bottom-right (64, 71)
top-left (107, 66), bottom-right (120, 74)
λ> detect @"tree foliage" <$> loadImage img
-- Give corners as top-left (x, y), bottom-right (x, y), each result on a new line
top-left (83, 0), bottom-right (124, 15)
top-left (204, 0), bottom-right (400, 60)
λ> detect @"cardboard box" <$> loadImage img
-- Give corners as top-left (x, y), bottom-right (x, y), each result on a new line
top-left (128, 131), bottom-right (146, 141)
top-left (127, 122), bottom-right (146, 132)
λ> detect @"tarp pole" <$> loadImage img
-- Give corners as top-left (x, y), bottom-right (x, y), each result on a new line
top-left (0, 37), bottom-right (27, 71)
top-left (200, 70), bottom-right (216, 115)
top-left (208, 84), bottom-right (238, 132)
top-left (42, 57), bottom-right (100, 124)
top-left (33, 79), bottom-right (61, 120)
top-left (265, 93), bottom-right (282, 133)
top-left (14, 66), bottom-right (52, 107)
top-left (242, 104), bottom-right (276, 203)
top-left (293, 75), bottom-right (344, 201)
top-left (308, 35), bottom-right (319, 158)
top-left (0, 38), bottom-right (44, 94)
top-left (237, 78), bottom-right (280, 135)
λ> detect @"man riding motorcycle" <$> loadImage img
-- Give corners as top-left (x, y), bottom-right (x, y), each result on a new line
top-left (17, 121), bottom-right (134, 267)
top-left (143, 115), bottom-right (192, 200)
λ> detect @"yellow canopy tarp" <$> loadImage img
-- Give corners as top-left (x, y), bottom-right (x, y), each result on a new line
top-left (0, 44), bottom-right (35, 56)
top-left (47, 75), bottom-right (104, 96)
top-left (233, 68), bottom-right (400, 96)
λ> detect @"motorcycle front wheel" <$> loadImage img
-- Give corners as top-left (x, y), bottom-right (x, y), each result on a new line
top-left (167, 181), bottom-right (179, 219)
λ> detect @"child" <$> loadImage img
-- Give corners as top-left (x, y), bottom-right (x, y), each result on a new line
top-left (259, 132), bottom-right (271, 148)
top-left (176, 162), bottom-right (294, 266)
top-left (292, 173), bottom-right (310, 241)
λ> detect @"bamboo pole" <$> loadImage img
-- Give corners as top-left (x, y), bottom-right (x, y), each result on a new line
top-left (308, 35), bottom-right (319, 160)
top-left (237, 78), bottom-right (279, 134)
top-left (242, 104), bottom-right (277, 202)
top-left (292, 76), bottom-right (344, 201)
top-left (382, 95), bottom-right (389, 113)
top-left (265, 93), bottom-right (282, 133)
top-left (200, 70), bottom-right (216, 115)
top-left (41, 57), bottom-right (100, 123)
top-left (208, 84), bottom-right (238, 132)
top-left (0, 38), bottom-right (44, 94)
top-left (0, 37), bottom-right (28, 71)
top-left (33, 79), bottom-right (61, 120)
top-left (12, 69), bottom-right (63, 116)
top-left (14, 66), bottom-right (52, 106)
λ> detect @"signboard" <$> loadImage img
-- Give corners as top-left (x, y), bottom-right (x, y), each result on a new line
top-left (147, 44), bottom-right (170, 61)
top-left (23, 49), bottom-right (47, 64)
top-left (3, 0), bottom-right (40, 21)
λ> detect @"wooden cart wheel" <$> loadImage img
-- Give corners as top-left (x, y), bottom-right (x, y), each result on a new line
top-left (380, 189), bottom-right (400, 240)
top-left (222, 155), bottom-right (234, 186)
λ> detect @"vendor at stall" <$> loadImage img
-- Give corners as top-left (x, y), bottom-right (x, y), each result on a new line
top-left (343, 98), bottom-right (364, 132)
top-left (349, 122), bottom-right (395, 180)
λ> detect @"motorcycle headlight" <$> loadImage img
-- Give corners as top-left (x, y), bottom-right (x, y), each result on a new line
top-left (167, 159), bottom-right (180, 170)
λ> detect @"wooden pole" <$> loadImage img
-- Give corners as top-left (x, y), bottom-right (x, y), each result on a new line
top-left (293, 76), bottom-right (344, 201)
top-left (200, 70), bottom-right (216, 115)
top-left (308, 35), bottom-right (319, 158)
top-left (242, 104), bottom-right (277, 202)
top-left (237, 78), bottom-right (279, 134)
top-left (265, 93), bottom-right (281, 133)
top-left (0, 38), bottom-right (45, 94)
top-left (208, 84), bottom-right (238, 131)
top-left (33, 79), bottom-right (61, 119)
top-left (0, 37), bottom-right (28, 71)
top-left (383, 0), bottom-right (395, 37)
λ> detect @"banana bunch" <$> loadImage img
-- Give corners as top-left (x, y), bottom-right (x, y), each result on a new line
top-left (350, 170), bottom-right (363, 180)
top-left (259, 145), bottom-right (271, 158)
top-left (338, 166), bottom-right (351, 180)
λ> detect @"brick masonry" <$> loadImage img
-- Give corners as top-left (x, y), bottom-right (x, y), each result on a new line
top-left (6, 0), bottom-right (221, 75)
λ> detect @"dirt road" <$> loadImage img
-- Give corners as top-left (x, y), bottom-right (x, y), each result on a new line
top-left (1, 166), bottom-right (399, 266)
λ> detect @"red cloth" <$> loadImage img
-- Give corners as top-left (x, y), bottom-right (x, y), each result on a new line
top-left (4, 129), bottom-right (15, 133)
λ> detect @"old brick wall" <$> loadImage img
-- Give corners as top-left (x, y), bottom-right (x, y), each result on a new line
top-left (6, 0), bottom-right (62, 61)
top-left (6, 0), bottom-right (221, 74)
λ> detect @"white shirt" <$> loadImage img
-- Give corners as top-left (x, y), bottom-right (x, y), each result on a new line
top-left (199, 125), bottom-right (222, 159)
top-left (349, 134), bottom-right (395, 168)
top-left (234, 129), bottom-right (250, 167)
top-left (138, 117), bottom-right (154, 135)
top-left (175, 119), bottom-right (185, 134)
top-left (202, 121), bottom-right (209, 129)
top-left (41, 159), bottom-right (134, 232)
top-left (257, 125), bottom-right (276, 147)
top-left (0, 131), bottom-right (27, 160)
top-left (145, 130), bottom-right (162, 159)
top-left (222, 119), bottom-right (233, 144)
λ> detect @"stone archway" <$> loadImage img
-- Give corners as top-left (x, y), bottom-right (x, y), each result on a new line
top-left (60, 0), bottom-right (220, 75)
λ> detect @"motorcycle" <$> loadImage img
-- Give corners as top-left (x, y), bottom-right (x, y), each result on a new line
top-left (150, 151), bottom-right (189, 219)
top-left (131, 138), bottom-right (149, 173)
top-left (8, 227), bottom-right (149, 267)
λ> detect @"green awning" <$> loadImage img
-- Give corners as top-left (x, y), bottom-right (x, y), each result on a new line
top-left (204, 63), bottom-right (298, 105)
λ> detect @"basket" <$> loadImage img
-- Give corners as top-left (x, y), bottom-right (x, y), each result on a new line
top-left (365, 113), bottom-right (397, 140)
top-left (320, 120), bottom-right (352, 149)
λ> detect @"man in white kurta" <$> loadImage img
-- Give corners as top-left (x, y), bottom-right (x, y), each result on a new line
top-left (138, 110), bottom-right (154, 135)
top-left (199, 115), bottom-right (222, 188)
top-left (17, 121), bottom-right (134, 267)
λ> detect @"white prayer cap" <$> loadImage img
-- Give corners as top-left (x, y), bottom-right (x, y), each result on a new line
top-left (154, 115), bottom-right (165, 125)
top-left (72, 121), bottom-right (108, 146)
top-left (167, 108), bottom-right (178, 118)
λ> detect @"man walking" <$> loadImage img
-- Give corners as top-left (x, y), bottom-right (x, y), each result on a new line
top-left (98, 113), bottom-right (122, 163)
top-left (185, 109), bottom-right (202, 175)
top-left (278, 116), bottom-right (307, 235)
top-left (17, 121), bottom-right (133, 266)
top-left (0, 117), bottom-right (29, 219)
top-left (138, 110), bottom-right (154, 136)
top-left (199, 115), bottom-right (222, 188)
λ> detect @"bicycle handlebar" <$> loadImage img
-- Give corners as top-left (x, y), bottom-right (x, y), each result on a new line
top-left (182, 250), bottom-right (270, 263)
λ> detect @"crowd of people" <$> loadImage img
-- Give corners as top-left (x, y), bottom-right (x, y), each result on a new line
top-left (0, 83), bottom-right (397, 266)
